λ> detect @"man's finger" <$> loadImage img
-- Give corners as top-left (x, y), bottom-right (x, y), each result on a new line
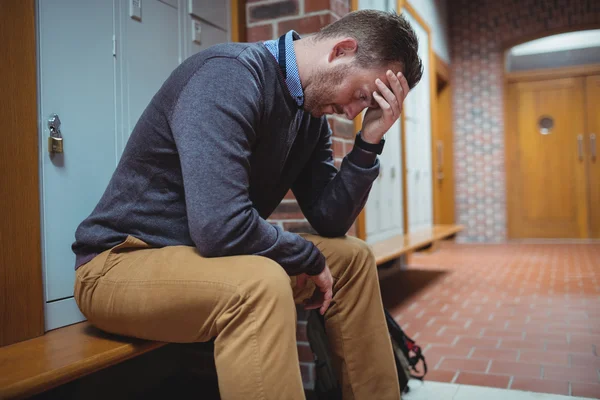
top-left (375, 77), bottom-right (399, 118)
top-left (388, 70), bottom-right (404, 110)
top-left (398, 72), bottom-right (410, 102)
top-left (372, 91), bottom-right (390, 113)
top-left (319, 289), bottom-right (333, 315)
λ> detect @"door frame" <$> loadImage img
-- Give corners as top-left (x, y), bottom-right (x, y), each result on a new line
top-left (504, 26), bottom-right (600, 240)
top-left (0, 0), bottom-right (45, 347)
top-left (1, 0), bottom-right (246, 347)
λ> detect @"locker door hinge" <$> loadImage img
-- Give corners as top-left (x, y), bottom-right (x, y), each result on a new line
top-left (113, 35), bottom-right (117, 57)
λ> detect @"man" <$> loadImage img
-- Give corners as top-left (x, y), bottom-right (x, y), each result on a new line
top-left (72, 9), bottom-right (422, 400)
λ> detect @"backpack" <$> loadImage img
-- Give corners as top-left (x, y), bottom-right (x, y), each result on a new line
top-left (306, 308), bottom-right (427, 398)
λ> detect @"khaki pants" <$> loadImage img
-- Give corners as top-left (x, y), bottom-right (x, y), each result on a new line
top-left (74, 234), bottom-right (400, 400)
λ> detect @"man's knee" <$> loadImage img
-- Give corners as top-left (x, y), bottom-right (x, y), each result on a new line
top-left (328, 236), bottom-right (377, 276)
top-left (241, 256), bottom-right (295, 310)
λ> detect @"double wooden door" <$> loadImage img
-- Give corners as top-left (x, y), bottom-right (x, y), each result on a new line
top-left (507, 74), bottom-right (599, 238)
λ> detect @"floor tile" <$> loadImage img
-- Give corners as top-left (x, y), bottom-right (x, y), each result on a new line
top-left (490, 360), bottom-right (542, 378)
top-left (439, 358), bottom-right (489, 373)
top-left (570, 382), bottom-right (600, 399)
top-left (455, 371), bottom-right (510, 388)
top-left (381, 242), bottom-right (600, 398)
top-left (510, 378), bottom-right (570, 396)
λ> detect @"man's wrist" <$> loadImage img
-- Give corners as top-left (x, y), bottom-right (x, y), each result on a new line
top-left (361, 131), bottom-right (382, 144)
top-left (354, 131), bottom-right (385, 155)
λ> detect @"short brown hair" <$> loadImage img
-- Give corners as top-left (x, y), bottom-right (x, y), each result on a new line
top-left (315, 9), bottom-right (423, 90)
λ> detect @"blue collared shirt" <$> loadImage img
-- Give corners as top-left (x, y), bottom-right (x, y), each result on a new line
top-left (263, 30), bottom-right (304, 107)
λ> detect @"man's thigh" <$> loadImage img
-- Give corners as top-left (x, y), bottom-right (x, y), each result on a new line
top-left (75, 235), bottom-right (290, 343)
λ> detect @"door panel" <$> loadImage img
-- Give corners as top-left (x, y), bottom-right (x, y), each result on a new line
top-left (38, 0), bottom-right (118, 303)
top-left (403, 10), bottom-right (432, 232)
top-left (436, 84), bottom-right (455, 224)
top-left (585, 75), bottom-right (600, 238)
top-left (507, 77), bottom-right (588, 238)
top-left (118, 0), bottom-right (180, 145)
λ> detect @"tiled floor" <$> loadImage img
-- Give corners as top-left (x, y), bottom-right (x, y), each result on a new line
top-left (379, 242), bottom-right (600, 399)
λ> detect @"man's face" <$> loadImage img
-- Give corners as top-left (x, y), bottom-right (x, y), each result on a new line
top-left (303, 62), bottom-right (402, 120)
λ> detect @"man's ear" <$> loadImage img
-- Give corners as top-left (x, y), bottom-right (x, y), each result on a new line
top-left (328, 37), bottom-right (358, 63)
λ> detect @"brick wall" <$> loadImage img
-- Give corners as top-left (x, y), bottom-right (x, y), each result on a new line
top-left (450, 0), bottom-right (600, 242)
top-left (245, 0), bottom-right (354, 389)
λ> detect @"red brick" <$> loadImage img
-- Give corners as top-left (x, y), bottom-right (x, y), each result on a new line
top-left (270, 201), bottom-right (303, 219)
top-left (518, 350), bottom-right (569, 366)
top-left (490, 360), bottom-right (542, 378)
top-left (510, 378), bottom-right (569, 396)
top-left (482, 329), bottom-right (524, 339)
top-left (330, 117), bottom-right (355, 140)
top-left (570, 353), bottom-right (600, 368)
top-left (425, 369), bottom-right (456, 383)
top-left (284, 190), bottom-right (295, 200)
top-left (283, 221), bottom-right (316, 234)
top-left (471, 348), bottom-right (518, 362)
top-left (499, 339), bottom-right (545, 350)
top-left (296, 323), bottom-right (308, 342)
top-left (246, 23), bottom-right (273, 42)
top-left (304, 0), bottom-right (329, 13)
top-left (557, 342), bottom-right (595, 354)
top-left (569, 334), bottom-right (600, 347)
top-left (523, 332), bottom-right (568, 344)
top-left (297, 343), bottom-right (314, 362)
top-left (455, 336), bottom-right (499, 349)
top-left (455, 372), bottom-right (510, 389)
top-left (332, 138), bottom-right (345, 159)
top-left (571, 382), bottom-right (600, 399)
top-left (424, 345), bottom-right (472, 359)
top-left (278, 13), bottom-right (333, 36)
top-left (248, 0), bottom-right (299, 23)
top-left (543, 365), bottom-right (600, 384)
top-left (415, 333), bottom-right (459, 346)
top-left (439, 358), bottom-right (489, 373)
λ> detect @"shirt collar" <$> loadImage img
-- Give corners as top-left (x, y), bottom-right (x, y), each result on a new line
top-left (263, 30), bottom-right (304, 107)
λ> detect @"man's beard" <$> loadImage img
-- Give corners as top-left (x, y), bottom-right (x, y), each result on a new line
top-left (303, 64), bottom-right (348, 118)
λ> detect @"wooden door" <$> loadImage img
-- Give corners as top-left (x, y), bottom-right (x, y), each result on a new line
top-left (507, 77), bottom-right (588, 238)
top-left (585, 75), bottom-right (600, 238)
top-left (434, 82), bottom-right (455, 225)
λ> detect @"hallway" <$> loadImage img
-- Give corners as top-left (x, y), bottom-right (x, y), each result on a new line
top-left (381, 242), bottom-right (600, 398)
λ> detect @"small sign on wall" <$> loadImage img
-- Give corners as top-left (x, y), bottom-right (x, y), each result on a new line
top-left (129, 0), bottom-right (142, 21)
top-left (192, 18), bottom-right (202, 45)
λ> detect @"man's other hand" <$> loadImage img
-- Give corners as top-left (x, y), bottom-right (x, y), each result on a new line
top-left (296, 265), bottom-right (334, 315)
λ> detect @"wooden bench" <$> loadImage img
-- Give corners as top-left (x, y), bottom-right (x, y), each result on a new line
top-left (0, 224), bottom-right (463, 399)
top-left (371, 224), bottom-right (464, 265)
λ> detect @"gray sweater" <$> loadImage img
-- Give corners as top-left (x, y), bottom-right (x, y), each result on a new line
top-left (72, 42), bottom-right (380, 276)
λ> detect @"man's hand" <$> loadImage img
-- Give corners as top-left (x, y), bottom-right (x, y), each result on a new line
top-left (296, 265), bottom-right (333, 315)
top-left (361, 70), bottom-right (410, 144)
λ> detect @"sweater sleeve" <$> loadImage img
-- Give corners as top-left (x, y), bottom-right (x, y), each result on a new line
top-left (291, 119), bottom-right (380, 237)
top-left (169, 58), bottom-right (325, 276)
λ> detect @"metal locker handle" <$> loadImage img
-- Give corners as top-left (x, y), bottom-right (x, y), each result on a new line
top-left (577, 134), bottom-right (584, 161)
top-left (591, 133), bottom-right (597, 160)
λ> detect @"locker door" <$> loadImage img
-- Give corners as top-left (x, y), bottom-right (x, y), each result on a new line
top-left (37, 0), bottom-right (118, 330)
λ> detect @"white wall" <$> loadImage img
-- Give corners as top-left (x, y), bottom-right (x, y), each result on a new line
top-left (406, 0), bottom-right (450, 63)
